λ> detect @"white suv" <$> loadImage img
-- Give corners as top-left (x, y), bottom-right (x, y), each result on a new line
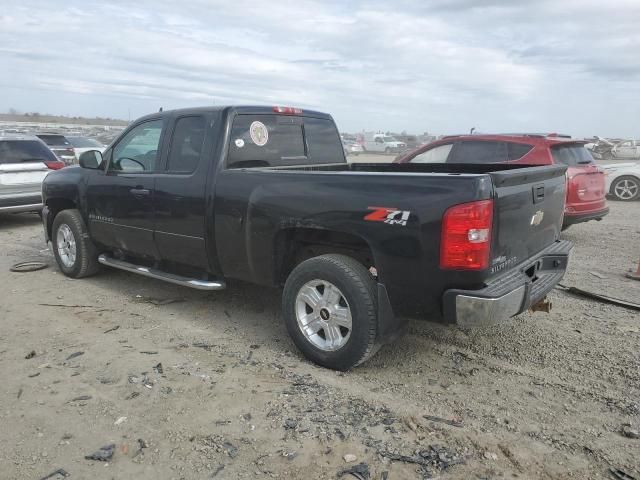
top-left (0, 136), bottom-right (65, 214)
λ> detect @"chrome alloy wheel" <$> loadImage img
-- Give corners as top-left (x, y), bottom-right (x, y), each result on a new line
top-left (295, 279), bottom-right (352, 351)
top-left (56, 224), bottom-right (77, 268)
top-left (614, 178), bottom-right (639, 200)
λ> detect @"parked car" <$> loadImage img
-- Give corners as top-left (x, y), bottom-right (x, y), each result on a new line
top-left (601, 162), bottom-right (640, 201)
top-left (363, 133), bottom-right (406, 154)
top-left (67, 136), bottom-right (107, 158)
top-left (0, 135), bottom-right (65, 214)
top-left (36, 133), bottom-right (76, 165)
top-left (394, 134), bottom-right (609, 228)
top-left (610, 139), bottom-right (640, 160)
top-left (342, 139), bottom-right (364, 156)
top-left (42, 106), bottom-right (571, 370)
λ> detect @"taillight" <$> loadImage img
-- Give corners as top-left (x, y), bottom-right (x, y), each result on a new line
top-left (45, 161), bottom-right (65, 170)
top-left (272, 106), bottom-right (303, 114)
top-left (440, 199), bottom-right (493, 270)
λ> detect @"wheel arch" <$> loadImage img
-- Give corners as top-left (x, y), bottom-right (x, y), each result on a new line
top-left (273, 227), bottom-right (377, 286)
top-left (44, 197), bottom-right (77, 240)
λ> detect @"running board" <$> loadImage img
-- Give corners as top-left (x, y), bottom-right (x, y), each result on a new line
top-left (98, 254), bottom-right (226, 291)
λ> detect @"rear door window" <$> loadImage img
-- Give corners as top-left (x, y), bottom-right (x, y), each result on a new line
top-left (409, 144), bottom-right (453, 163)
top-left (166, 116), bottom-right (206, 173)
top-left (228, 115), bottom-right (306, 168)
top-left (304, 117), bottom-right (344, 164)
top-left (0, 140), bottom-right (58, 163)
top-left (551, 144), bottom-right (594, 165)
top-left (448, 141), bottom-right (509, 164)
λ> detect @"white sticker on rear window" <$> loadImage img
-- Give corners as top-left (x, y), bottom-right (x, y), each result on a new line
top-left (249, 121), bottom-right (268, 146)
top-left (234, 138), bottom-right (245, 148)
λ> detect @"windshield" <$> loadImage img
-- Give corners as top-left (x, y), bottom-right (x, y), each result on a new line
top-left (68, 137), bottom-right (102, 148)
top-left (551, 144), bottom-right (594, 166)
top-left (383, 136), bottom-right (396, 142)
top-left (0, 140), bottom-right (58, 163)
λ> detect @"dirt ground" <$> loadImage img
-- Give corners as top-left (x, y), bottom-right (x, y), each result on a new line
top-left (0, 201), bottom-right (638, 480)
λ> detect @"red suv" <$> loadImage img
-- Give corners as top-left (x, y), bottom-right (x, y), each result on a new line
top-left (394, 134), bottom-right (608, 228)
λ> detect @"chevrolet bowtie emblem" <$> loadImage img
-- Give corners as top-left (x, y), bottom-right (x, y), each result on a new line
top-left (530, 210), bottom-right (544, 226)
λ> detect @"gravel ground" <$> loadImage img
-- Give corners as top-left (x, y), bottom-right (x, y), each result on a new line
top-left (0, 201), bottom-right (638, 480)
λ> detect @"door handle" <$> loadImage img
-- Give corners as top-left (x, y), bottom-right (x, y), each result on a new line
top-left (130, 188), bottom-right (150, 196)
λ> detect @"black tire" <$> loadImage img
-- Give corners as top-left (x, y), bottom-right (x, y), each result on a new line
top-left (52, 209), bottom-right (100, 278)
top-left (610, 175), bottom-right (640, 201)
top-left (282, 254), bottom-right (378, 370)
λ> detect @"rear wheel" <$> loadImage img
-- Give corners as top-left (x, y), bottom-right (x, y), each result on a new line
top-left (282, 254), bottom-right (378, 370)
top-left (52, 209), bottom-right (100, 278)
top-left (611, 176), bottom-right (640, 201)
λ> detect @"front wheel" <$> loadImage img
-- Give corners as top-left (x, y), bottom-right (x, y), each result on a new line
top-left (611, 176), bottom-right (640, 201)
top-left (52, 209), bottom-right (100, 278)
top-left (282, 254), bottom-right (378, 370)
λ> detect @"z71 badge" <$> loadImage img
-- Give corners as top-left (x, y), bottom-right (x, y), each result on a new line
top-left (364, 207), bottom-right (411, 226)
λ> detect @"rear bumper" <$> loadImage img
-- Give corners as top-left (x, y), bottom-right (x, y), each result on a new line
top-left (443, 240), bottom-right (572, 327)
top-left (563, 207), bottom-right (609, 226)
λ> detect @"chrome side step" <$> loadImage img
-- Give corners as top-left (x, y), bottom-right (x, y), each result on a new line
top-left (98, 254), bottom-right (226, 291)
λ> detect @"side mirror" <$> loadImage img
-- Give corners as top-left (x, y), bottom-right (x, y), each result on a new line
top-left (79, 150), bottom-right (102, 169)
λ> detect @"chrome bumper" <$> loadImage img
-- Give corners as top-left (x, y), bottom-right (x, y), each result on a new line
top-left (443, 240), bottom-right (572, 327)
top-left (455, 286), bottom-right (526, 327)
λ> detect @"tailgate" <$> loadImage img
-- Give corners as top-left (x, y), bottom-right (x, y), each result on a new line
top-left (488, 165), bottom-right (567, 277)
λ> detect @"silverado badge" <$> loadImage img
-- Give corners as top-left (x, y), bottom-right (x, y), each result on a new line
top-left (530, 210), bottom-right (544, 226)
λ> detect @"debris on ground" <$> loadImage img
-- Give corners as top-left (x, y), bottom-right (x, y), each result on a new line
top-left (69, 395), bottom-right (92, 402)
top-left (114, 416), bottom-right (127, 426)
top-left (28, 372), bottom-right (40, 378)
top-left (211, 464), bottom-right (225, 477)
top-left (343, 453), bottom-right (357, 463)
top-left (103, 325), bottom-right (120, 334)
top-left (84, 443), bottom-right (116, 461)
top-left (65, 351), bottom-right (84, 361)
top-left (192, 342), bottom-right (214, 350)
top-left (132, 438), bottom-right (147, 458)
top-left (589, 271), bottom-right (607, 279)
top-left (337, 462), bottom-right (370, 479)
top-left (556, 284), bottom-right (640, 311)
top-left (610, 468), bottom-right (637, 480)
top-left (38, 468), bottom-right (70, 480)
top-left (620, 424), bottom-right (640, 439)
top-left (140, 350), bottom-right (158, 355)
top-left (136, 296), bottom-right (185, 306)
top-left (10, 261), bottom-right (48, 272)
top-left (284, 418), bottom-right (298, 430)
top-left (25, 350), bottom-right (36, 359)
top-left (153, 362), bottom-right (163, 374)
top-left (423, 415), bottom-right (464, 428)
top-left (378, 444), bottom-right (464, 477)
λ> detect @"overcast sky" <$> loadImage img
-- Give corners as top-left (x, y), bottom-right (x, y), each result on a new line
top-left (1, 0), bottom-right (639, 136)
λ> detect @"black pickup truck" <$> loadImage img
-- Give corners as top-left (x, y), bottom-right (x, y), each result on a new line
top-left (42, 106), bottom-right (572, 370)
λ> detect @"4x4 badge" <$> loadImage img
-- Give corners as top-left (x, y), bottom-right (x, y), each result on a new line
top-left (364, 207), bottom-right (411, 226)
top-left (530, 210), bottom-right (544, 226)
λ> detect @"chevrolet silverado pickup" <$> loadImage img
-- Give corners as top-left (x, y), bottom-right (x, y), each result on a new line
top-left (42, 106), bottom-right (572, 370)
